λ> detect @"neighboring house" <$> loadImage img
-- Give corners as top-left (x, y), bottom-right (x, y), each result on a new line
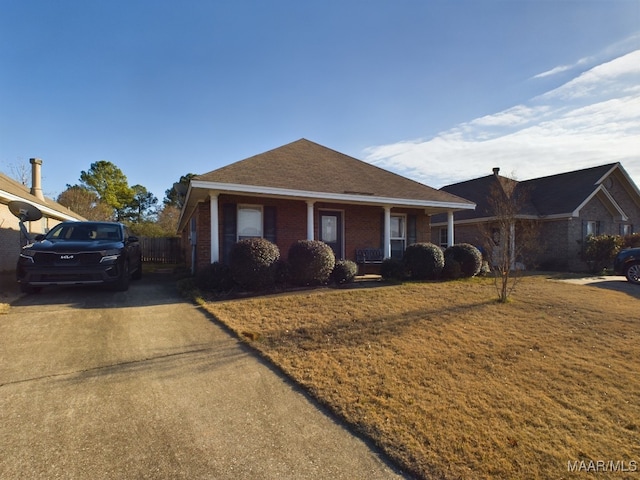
top-left (0, 158), bottom-right (85, 272)
top-left (430, 163), bottom-right (640, 271)
top-left (177, 139), bottom-right (475, 273)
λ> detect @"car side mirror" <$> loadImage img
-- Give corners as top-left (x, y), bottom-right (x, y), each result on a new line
top-left (34, 234), bottom-right (45, 241)
top-left (128, 235), bottom-right (139, 243)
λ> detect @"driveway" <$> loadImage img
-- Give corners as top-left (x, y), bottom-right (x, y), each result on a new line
top-left (558, 274), bottom-right (640, 298)
top-left (0, 274), bottom-right (405, 479)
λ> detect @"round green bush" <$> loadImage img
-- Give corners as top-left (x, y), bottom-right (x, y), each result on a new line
top-left (229, 238), bottom-right (280, 290)
top-left (402, 242), bottom-right (444, 280)
top-left (287, 240), bottom-right (335, 286)
top-left (381, 257), bottom-right (406, 281)
top-left (195, 261), bottom-right (234, 292)
top-left (444, 243), bottom-right (483, 278)
top-left (331, 259), bottom-right (358, 285)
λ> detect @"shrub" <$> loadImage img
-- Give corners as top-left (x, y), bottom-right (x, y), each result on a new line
top-left (444, 243), bottom-right (483, 278)
top-left (623, 233), bottom-right (640, 248)
top-left (331, 259), bottom-right (358, 285)
top-left (195, 262), bottom-right (234, 292)
top-left (442, 258), bottom-right (462, 280)
top-left (402, 243), bottom-right (444, 280)
top-left (229, 238), bottom-right (280, 290)
top-left (381, 257), bottom-right (406, 281)
top-left (288, 240), bottom-right (335, 286)
top-left (581, 234), bottom-right (623, 273)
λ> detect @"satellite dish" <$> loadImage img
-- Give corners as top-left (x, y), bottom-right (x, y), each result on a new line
top-left (9, 201), bottom-right (43, 222)
top-left (8, 201), bottom-right (43, 242)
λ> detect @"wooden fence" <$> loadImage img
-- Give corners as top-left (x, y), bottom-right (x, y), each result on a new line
top-left (139, 237), bottom-right (182, 264)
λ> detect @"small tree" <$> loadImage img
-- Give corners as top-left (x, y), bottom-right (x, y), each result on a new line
top-left (482, 176), bottom-right (539, 303)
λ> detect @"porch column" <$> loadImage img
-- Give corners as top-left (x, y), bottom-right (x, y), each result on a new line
top-left (210, 192), bottom-right (219, 263)
top-left (510, 221), bottom-right (516, 270)
top-left (306, 200), bottom-right (315, 240)
top-left (447, 210), bottom-right (455, 247)
top-left (383, 206), bottom-right (391, 258)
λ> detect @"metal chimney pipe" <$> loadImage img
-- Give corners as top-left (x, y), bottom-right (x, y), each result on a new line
top-left (30, 157), bottom-right (45, 200)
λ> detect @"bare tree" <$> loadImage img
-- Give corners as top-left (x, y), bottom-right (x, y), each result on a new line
top-left (482, 176), bottom-right (539, 303)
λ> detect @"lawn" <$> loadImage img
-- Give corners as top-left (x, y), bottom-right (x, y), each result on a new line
top-left (201, 275), bottom-right (640, 479)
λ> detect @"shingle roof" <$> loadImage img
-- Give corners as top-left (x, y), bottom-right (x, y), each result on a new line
top-left (194, 139), bottom-right (474, 206)
top-left (0, 172), bottom-right (85, 221)
top-left (432, 163), bottom-right (621, 223)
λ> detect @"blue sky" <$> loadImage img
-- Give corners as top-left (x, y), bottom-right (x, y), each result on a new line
top-left (1, 0), bottom-right (639, 204)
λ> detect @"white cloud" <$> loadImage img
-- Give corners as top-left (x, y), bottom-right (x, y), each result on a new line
top-left (363, 49), bottom-right (640, 188)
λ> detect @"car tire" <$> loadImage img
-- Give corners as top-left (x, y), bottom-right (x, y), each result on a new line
top-left (624, 262), bottom-right (640, 285)
top-left (114, 261), bottom-right (130, 291)
top-left (131, 257), bottom-right (142, 280)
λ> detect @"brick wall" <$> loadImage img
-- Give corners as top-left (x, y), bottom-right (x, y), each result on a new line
top-left (186, 195), bottom-right (432, 272)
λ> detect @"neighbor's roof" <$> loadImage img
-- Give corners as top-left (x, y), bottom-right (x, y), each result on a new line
top-left (433, 163), bottom-right (636, 223)
top-left (0, 172), bottom-right (85, 221)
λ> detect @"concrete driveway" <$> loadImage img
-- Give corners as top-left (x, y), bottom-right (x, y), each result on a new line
top-left (0, 274), bottom-right (405, 479)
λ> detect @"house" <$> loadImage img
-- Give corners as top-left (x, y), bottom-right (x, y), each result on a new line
top-left (177, 139), bottom-right (475, 273)
top-left (0, 158), bottom-right (85, 272)
top-left (430, 163), bottom-right (640, 271)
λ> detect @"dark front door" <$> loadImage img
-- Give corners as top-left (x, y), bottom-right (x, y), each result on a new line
top-left (319, 211), bottom-right (343, 259)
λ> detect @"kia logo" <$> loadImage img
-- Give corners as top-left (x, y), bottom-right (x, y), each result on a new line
top-left (60, 255), bottom-right (75, 260)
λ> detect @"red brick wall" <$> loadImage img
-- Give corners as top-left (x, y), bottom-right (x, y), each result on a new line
top-left (184, 195), bottom-right (431, 272)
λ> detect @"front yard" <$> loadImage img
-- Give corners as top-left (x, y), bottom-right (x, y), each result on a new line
top-left (201, 275), bottom-right (639, 479)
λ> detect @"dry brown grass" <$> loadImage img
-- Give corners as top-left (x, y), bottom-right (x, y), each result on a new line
top-left (202, 275), bottom-right (640, 479)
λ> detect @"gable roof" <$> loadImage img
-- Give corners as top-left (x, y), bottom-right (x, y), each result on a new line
top-left (432, 162), bottom-right (638, 224)
top-left (180, 139), bottom-right (475, 230)
top-left (0, 172), bottom-right (85, 221)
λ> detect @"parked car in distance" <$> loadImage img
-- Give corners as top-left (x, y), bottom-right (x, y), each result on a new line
top-left (16, 221), bottom-right (142, 293)
top-left (613, 247), bottom-right (640, 285)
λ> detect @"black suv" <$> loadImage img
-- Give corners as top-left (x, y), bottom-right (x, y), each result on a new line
top-left (613, 247), bottom-right (640, 285)
top-left (17, 221), bottom-right (142, 293)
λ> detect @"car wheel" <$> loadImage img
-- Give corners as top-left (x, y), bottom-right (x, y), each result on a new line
top-left (131, 257), bottom-right (142, 280)
top-left (114, 261), bottom-right (130, 291)
top-left (624, 262), bottom-right (640, 285)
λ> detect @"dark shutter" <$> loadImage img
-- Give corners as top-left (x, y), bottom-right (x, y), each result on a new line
top-left (407, 215), bottom-right (417, 246)
top-left (264, 206), bottom-right (277, 244)
top-left (222, 203), bottom-right (237, 264)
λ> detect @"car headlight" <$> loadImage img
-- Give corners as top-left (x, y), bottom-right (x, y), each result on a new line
top-left (19, 249), bottom-right (36, 263)
top-left (100, 249), bottom-right (121, 263)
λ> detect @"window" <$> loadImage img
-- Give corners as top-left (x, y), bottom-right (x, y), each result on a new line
top-left (439, 228), bottom-right (448, 249)
top-left (390, 214), bottom-right (406, 259)
top-left (585, 221), bottom-right (600, 237)
top-left (237, 205), bottom-right (263, 240)
top-left (620, 224), bottom-right (633, 236)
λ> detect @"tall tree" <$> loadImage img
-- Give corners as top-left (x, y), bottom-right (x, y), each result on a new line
top-left (57, 185), bottom-right (113, 220)
top-left (124, 184), bottom-right (158, 223)
top-left (164, 173), bottom-right (196, 209)
top-left (79, 161), bottom-right (134, 220)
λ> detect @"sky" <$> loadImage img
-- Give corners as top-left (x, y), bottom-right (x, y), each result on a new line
top-left (1, 0), bottom-right (639, 205)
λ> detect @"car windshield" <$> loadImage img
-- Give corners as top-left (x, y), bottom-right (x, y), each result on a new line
top-left (46, 223), bottom-right (123, 242)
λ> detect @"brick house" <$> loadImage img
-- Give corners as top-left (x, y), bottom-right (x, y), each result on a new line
top-left (177, 139), bottom-right (475, 273)
top-left (0, 158), bottom-right (85, 272)
top-left (430, 163), bottom-right (640, 271)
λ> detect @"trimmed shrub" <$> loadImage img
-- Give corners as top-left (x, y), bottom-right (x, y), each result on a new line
top-left (229, 238), bottom-right (280, 290)
top-left (581, 234), bottom-right (623, 273)
top-left (195, 261), bottom-right (234, 292)
top-left (331, 259), bottom-right (358, 285)
top-left (402, 242), bottom-right (444, 280)
top-left (381, 257), bottom-right (406, 282)
top-left (444, 243), bottom-right (483, 278)
top-left (288, 240), bottom-right (335, 286)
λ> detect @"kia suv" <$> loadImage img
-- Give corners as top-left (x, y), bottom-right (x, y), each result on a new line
top-left (17, 221), bottom-right (142, 293)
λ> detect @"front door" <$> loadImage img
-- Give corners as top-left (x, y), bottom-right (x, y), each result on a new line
top-left (319, 211), bottom-right (343, 259)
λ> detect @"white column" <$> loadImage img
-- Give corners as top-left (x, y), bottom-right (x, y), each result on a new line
top-left (383, 206), bottom-right (391, 258)
top-left (306, 200), bottom-right (315, 240)
top-left (447, 210), bottom-right (455, 247)
top-left (210, 192), bottom-right (219, 263)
